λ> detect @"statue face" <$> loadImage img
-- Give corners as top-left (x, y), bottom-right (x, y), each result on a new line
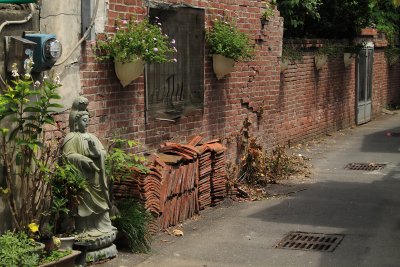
top-left (77, 114), bottom-right (89, 133)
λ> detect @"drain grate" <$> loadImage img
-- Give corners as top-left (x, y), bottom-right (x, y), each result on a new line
top-left (275, 231), bottom-right (344, 252)
top-left (345, 163), bottom-right (386, 171)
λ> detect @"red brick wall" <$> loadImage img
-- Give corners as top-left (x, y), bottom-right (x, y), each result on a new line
top-left (78, 0), bottom-right (400, 162)
top-left (275, 51), bottom-right (357, 146)
top-left (372, 49), bottom-right (400, 114)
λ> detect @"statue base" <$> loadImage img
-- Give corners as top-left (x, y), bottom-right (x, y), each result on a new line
top-left (74, 230), bottom-right (118, 264)
top-left (86, 244), bottom-right (118, 263)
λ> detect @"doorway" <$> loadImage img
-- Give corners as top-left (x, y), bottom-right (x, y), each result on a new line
top-left (356, 45), bottom-right (374, 125)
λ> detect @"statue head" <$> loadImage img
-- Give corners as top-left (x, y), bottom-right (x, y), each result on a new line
top-left (72, 96), bottom-right (89, 111)
top-left (69, 96), bottom-right (89, 130)
top-left (71, 110), bottom-right (90, 133)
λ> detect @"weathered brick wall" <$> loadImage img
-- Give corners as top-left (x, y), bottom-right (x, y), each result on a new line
top-left (372, 49), bottom-right (400, 114)
top-left (80, 0), bottom-right (283, 157)
top-left (275, 51), bottom-right (357, 146)
top-left (78, 1), bottom-right (400, 162)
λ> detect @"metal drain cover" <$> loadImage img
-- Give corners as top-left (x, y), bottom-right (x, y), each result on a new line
top-left (275, 231), bottom-right (344, 252)
top-left (345, 163), bottom-right (386, 171)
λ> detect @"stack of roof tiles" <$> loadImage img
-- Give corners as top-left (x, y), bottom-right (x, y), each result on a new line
top-left (112, 136), bottom-right (228, 231)
top-left (196, 140), bottom-right (227, 208)
top-left (157, 141), bottom-right (200, 229)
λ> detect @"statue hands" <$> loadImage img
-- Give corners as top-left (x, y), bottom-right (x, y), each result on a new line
top-left (80, 156), bottom-right (100, 172)
top-left (87, 138), bottom-right (101, 158)
top-left (88, 161), bottom-right (100, 172)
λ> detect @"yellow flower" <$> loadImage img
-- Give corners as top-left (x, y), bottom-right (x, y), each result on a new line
top-left (28, 222), bottom-right (39, 233)
top-left (53, 236), bottom-right (61, 247)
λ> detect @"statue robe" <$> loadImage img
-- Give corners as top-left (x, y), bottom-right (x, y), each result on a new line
top-left (62, 132), bottom-right (115, 236)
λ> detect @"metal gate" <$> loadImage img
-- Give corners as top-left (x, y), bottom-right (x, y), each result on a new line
top-left (356, 46), bottom-right (374, 125)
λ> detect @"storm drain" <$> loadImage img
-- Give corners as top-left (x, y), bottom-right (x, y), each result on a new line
top-left (345, 162), bottom-right (386, 171)
top-left (275, 231), bottom-right (344, 252)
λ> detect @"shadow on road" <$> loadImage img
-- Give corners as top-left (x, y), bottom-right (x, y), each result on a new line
top-left (248, 167), bottom-right (400, 267)
top-left (361, 126), bottom-right (400, 153)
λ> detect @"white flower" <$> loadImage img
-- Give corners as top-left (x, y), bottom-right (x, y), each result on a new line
top-left (23, 57), bottom-right (34, 76)
top-left (122, 20), bottom-right (128, 25)
top-left (171, 39), bottom-right (176, 44)
top-left (173, 58), bottom-right (177, 62)
top-left (34, 81), bottom-right (41, 88)
top-left (173, 47), bottom-right (177, 52)
top-left (153, 37), bottom-right (157, 41)
top-left (153, 48), bottom-right (159, 52)
top-left (53, 73), bottom-right (61, 85)
top-left (11, 63), bottom-right (19, 78)
top-left (157, 22), bottom-right (162, 26)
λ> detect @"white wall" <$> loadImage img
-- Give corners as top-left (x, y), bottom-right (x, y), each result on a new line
top-left (40, 0), bottom-right (108, 111)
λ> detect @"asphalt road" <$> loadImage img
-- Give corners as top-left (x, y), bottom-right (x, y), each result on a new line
top-left (101, 112), bottom-right (400, 267)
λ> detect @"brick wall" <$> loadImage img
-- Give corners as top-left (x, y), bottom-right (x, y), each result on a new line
top-left (78, 0), bottom-right (400, 162)
top-left (372, 49), bottom-right (400, 113)
top-left (275, 51), bottom-right (357, 146)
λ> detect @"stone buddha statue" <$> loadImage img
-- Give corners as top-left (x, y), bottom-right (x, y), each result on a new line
top-left (62, 97), bottom-right (117, 260)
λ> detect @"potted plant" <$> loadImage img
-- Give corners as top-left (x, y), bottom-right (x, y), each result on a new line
top-left (49, 162), bottom-right (88, 249)
top-left (95, 17), bottom-right (177, 87)
top-left (342, 43), bottom-right (363, 68)
top-left (314, 43), bottom-right (343, 71)
top-left (206, 17), bottom-right (255, 80)
top-left (281, 45), bottom-right (303, 72)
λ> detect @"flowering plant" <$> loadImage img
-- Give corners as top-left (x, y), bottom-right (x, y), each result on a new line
top-left (0, 58), bottom-right (63, 231)
top-left (206, 18), bottom-right (255, 62)
top-left (95, 17), bottom-right (177, 63)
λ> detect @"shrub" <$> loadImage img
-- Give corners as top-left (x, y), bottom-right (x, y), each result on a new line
top-left (112, 199), bottom-right (153, 253)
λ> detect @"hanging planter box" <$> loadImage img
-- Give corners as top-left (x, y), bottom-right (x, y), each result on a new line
top-left (114, 59), bottom-right (145, 87)
top-left (314, 54), bottom-right (327, 71)
top-left (343, 53), bottom-right (355, 68)
top-left (212, 54), bottom-right (235, 80)
top-left (280, 59), bottom-right (290, 72)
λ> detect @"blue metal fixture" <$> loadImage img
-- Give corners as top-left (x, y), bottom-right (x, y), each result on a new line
top-left (24, 33), bottom-right (62, 72)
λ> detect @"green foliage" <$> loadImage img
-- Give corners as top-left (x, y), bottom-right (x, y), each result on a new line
top-left (206, 18), bottom-right (255, 62)
top-left (316, 42), bottom-right (344, 57)
top-left (371, 0), bottom-right (400, 45)
top-left (261, 0), bottom-right (277, 21)
top-left (0, 60), bottom-right (63, 230)
top-left (39, 249), bottom-right (71, 265)
top-left (106, 138), bottom-right (149, 181)
top-left (282, 45), bottom-right (303, 62)
top-left (277, 0), bottom-right (322, 34)
top-left (113, 199), bottom-right (153, 253)
top-left (95, 17), bottom-right (177, 63)
top-left (0, 231), bottom-right (40, 267)
top-left (50, 162), bottom-right (88, 234)
top-left (384, 46), bottom-right (400, 65)
top-left (278, 0), bottom-right (400, 40)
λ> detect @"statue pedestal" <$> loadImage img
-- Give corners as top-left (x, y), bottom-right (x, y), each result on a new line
top-left (75, 230), bottom-right (118, 263)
